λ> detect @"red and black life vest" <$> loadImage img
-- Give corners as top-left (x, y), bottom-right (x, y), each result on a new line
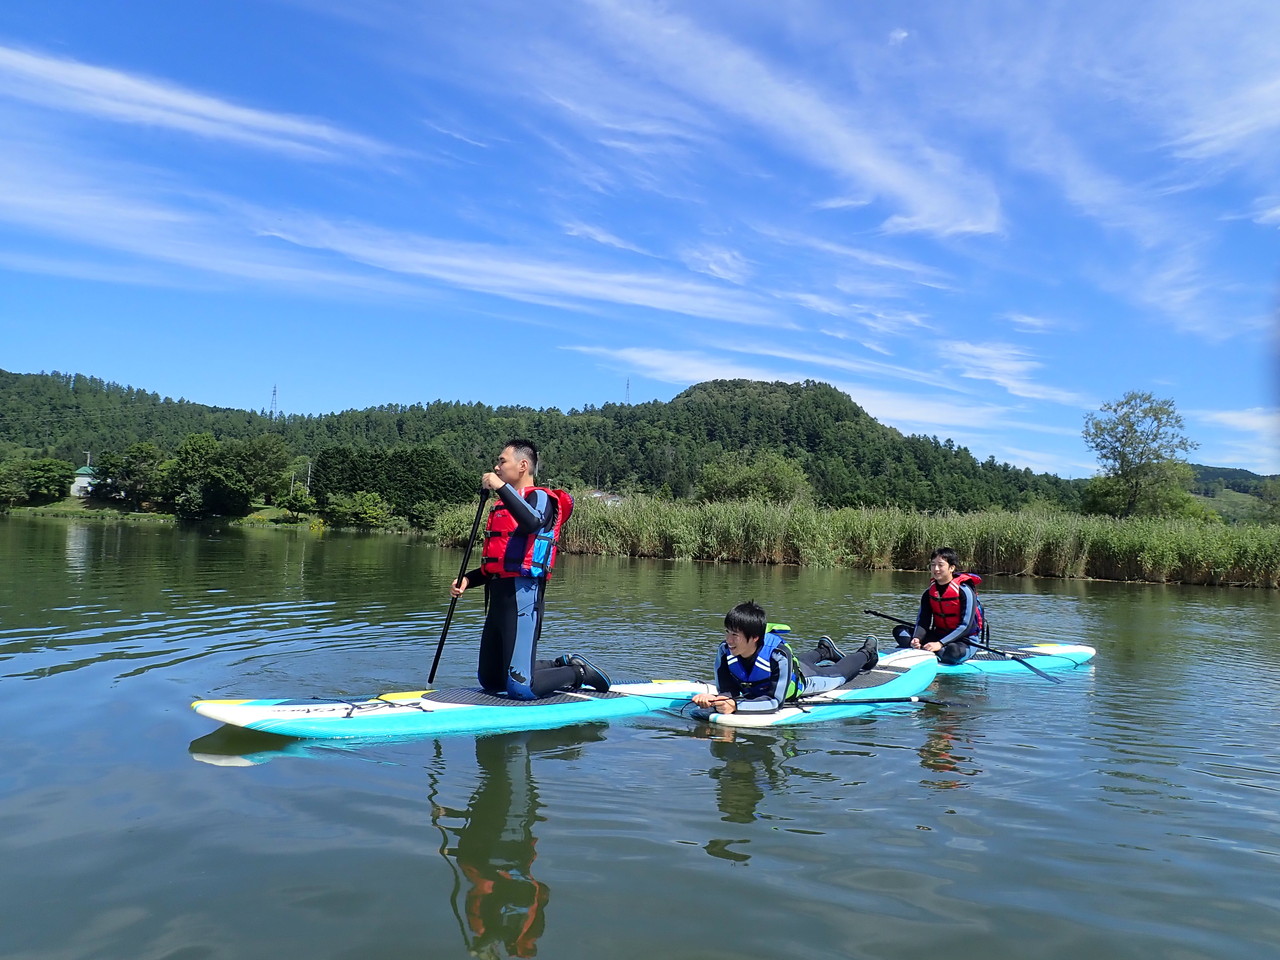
top-left (480, 487), bottom-right (574, 579)
top-left (926, 573), bottom-right (984, 635)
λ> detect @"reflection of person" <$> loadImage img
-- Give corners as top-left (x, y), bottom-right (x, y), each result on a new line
top-left (432, 728), bottom-right (604, 959)
top-left (449, 439), bottom-right (610, 699)
top-left (893, 547), bottom-right (983, 665)
top-left (917, 719), bottom-right (978, 790)
top-left (691, 600), bottom-right (878, 716)
top-left (707, 729), bottom-right (796, 828)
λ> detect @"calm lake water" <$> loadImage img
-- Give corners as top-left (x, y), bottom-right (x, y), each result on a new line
top-left (2, 516), bottom-right (1278, 960)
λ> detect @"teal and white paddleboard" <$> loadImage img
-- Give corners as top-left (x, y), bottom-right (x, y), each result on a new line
top-left (934, 642), bottom-right (1096, 676)
top-left (192, 678), bottom-right (715, 740)
top-left (689, 648), bottom-right (939, 727)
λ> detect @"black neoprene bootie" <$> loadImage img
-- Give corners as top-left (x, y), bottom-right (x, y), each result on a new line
top-left (567, 654), bottom-right (611, 692)
top-left (860, 635), bottom-right (880, 671)
top-left (815, 635), bottom-right (846, 662)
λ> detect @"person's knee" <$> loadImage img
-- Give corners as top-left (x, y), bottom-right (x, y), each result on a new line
top-left (892, 625), bottom-right (913, 647)
top-left (506, 671), bottom-right (537, 699)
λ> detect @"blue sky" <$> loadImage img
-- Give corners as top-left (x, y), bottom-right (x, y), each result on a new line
top-left (1, 0), bottom-right (1277, 478)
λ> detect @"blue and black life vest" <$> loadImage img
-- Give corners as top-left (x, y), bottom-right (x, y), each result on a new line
top-left (723, 626), bottom-right (801, 701)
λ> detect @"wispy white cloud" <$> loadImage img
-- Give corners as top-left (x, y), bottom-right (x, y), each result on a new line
top-left (565, 0), bottom-right (1002, 236)
top-left (0, 142), bottom-right (432, 297)
top-left (1191, 407), bottom-right (1280, 475)
top-left (563, 220), bottom-right (650, 254)
top-left (259, 213), bottom-right (792, 327)
top-left (714, 338), bottom-right (933, 387)
top-left (942, 341), bottom-right (1093, 406)
top-left (423, 120), bottom-right (490, 148)
top-left (1253, 198), bottom-right (1280, 226)
top-left (1004, 312), bottom-right (1057, 333)
top-left (813, 196), bottom-right (871, 211)
top-left (565, 345), bottom-right (782, 384)
top-left (1192, 406), bottom-right (1280, 435)
top-left (0, 44), bottom-right (395, 160)
top-left (680, 245), bottom-right (751, 283)
top-left (753, 225), bottom-right (950, 286)
top-left (1173, 74), bottom-right (1280, 162)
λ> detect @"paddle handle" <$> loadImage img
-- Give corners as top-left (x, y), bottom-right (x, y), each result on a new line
top-left (864, 608), bottom-right (914, 629)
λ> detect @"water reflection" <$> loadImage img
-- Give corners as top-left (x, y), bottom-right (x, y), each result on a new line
top-left (916, 716), bottom-right (981, 790)
top-left (430, 727), bottom-right (606, 959)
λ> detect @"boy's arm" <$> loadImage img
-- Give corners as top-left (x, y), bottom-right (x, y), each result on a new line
top-left (694, 648), bottom-right (739, 710)
top-left (732, 650), bottom-right (787, 713)
top-left (914, 591), bottom-right (930, 640)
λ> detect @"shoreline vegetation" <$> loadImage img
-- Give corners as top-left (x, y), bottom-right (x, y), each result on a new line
top-left (13, 493), bottom-right (1278, 588)
top-left (436, 494), bottom-right (1280, 588)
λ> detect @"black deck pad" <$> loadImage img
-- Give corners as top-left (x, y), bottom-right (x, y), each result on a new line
top-left (421, 687), bottom-right (626, 706)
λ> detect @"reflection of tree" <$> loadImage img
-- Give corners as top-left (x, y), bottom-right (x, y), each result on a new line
top-left (431, 727), bottom-right (605, 959)
top-left (703, 728), bottom-right (798, 864)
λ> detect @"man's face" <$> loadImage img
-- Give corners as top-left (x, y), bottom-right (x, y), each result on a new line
top-left (725, 628), bottom-right (762, 659)
top-left (493, 447), bottom-right (527, 484)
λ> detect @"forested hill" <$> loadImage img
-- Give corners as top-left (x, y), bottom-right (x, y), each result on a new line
top-left (0, 369), bottom-right (1081, 511)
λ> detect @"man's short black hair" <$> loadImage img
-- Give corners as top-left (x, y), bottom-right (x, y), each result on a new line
top-left (930, 546), bottom-right (959, 567)
top-left (725, 600), bottom-right (767, 641)
top-left (505, 438), bottom-right (539, 476)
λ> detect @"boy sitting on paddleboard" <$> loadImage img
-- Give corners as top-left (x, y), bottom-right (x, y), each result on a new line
top-left (892, 546), bottom-right (983, 665)
top-left (692, 600), bottom-right (879, 715)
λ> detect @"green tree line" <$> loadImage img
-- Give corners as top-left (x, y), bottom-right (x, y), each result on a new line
top-left (1, 370), bottom-right (1091, 514)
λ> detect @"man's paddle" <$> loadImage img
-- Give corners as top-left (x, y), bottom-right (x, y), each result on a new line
top-left (428, 488), bottom-right (489, 684)
top-left (862, 608), bottom-right (1063, 684)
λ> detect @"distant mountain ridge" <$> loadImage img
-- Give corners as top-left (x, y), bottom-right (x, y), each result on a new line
top-left (3, 367), bottom-right (1262, 511)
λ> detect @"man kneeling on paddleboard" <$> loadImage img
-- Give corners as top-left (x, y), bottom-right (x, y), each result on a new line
top-left (449, 438), bottom-right (611, 700)
top-left (692, 601), bottom-right (879, 715)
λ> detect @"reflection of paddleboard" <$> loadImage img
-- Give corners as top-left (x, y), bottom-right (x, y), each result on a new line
top-left (192, 679), bottom-right (714, 740)
top-left (188, 726), bottom-right (329, 766)
top-left (691, 649), bottom-right (939, 727)
top-left (935, 643), bottom-right (1096, 676)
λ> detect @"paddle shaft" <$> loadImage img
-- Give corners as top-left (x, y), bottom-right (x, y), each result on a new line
top-left (427, 488), bottom-right (489, 684)
top-left (793, 695), bottom-right (955, 708)
top-left (864, 608), bottom-right (1063, 684)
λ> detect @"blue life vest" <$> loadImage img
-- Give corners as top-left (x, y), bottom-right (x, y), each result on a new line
top-left (724, 628), bottom-right (801, 701)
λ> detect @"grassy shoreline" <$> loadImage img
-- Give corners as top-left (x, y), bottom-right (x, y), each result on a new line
top-left (12, 495), bottom-right (1278, 588)
top-left (437, 494), bottom-right (1280, 588)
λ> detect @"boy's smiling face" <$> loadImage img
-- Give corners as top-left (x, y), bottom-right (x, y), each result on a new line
top-left (725, 628), bottom-right (762, 659)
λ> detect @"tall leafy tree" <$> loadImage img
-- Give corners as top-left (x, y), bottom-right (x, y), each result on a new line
top-left (1082, 391), bottom-right (1198, 517)
top-left (22, 458), bottom-right (76, 503)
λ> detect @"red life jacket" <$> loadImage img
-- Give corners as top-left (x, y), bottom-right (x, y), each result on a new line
top-left (480, 487), bottom-right (574, 579)
top-left (926, 573), bottom-right (984, 635)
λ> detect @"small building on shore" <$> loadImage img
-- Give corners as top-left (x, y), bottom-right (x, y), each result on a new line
top-left (70, 466), bottom-right (94, 498)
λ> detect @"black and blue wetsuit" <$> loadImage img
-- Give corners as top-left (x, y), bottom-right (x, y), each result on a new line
top-left (464, 484), bottom-right (577, 699)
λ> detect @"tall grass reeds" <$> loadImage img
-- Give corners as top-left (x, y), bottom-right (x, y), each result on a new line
top-left (433, 494), bottom-right (1280, 588)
